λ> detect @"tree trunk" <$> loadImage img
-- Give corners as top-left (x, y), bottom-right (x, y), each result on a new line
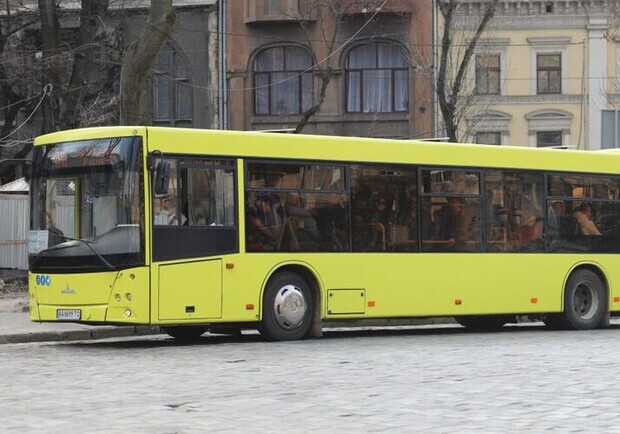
top-left (437, 0), bottom-right (498, 142)
top-left (37, 0), bottom-right (61, 132)
top-left (56, 0), bottom-right (109, 131)
top-left (120, 0), bottom-right (178, 125)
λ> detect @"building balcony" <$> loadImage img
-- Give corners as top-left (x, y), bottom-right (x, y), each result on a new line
top-left (341, 0), bottom-right (413, 15)
top-left (244, 0), bottom-right (316, 24)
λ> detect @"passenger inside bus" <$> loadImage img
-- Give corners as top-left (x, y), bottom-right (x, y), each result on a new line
top-left (282, 192), bottom-right (318, 251)
top-left (246, 194), bottom-right (286, 251)
top-left (573, 203), bottom-right (602, 236)
top-left (436, 198), bottom-right (472, 251)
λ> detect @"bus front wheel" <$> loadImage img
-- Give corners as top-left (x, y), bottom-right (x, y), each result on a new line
top-left (560, 269), bottom-right (607, 330)
top-left (259, 271), bottom-right (313, 341)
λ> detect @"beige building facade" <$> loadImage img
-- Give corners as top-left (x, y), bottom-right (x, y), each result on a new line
top-left (445, 0), bottom-right (620, 150)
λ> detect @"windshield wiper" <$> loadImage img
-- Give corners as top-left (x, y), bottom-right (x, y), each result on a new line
top-left (41, 235), bottom-right (115, 271)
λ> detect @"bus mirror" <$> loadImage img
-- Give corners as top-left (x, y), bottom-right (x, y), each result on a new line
top-left (154, 161), bottom-right (171, 195)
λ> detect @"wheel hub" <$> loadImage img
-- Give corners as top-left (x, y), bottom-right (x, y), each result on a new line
top-left (573, 282), bottom-right (599, 320)
top-left (273, 284), bottom-right (307, 330)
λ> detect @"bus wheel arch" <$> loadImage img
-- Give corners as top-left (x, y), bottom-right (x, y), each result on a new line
top-left (259, 264), bottom-right (322, 341)
top-left (554, 265), bottom-right (609, 330)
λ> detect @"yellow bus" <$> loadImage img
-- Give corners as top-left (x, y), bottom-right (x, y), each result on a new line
top-left (28, 126), bottom-right (620, 340)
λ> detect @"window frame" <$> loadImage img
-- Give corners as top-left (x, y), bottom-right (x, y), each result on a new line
top-left (152, 46), bottom-right (193, 128)
top-left (475, 54), bottom-right (501, 95)
top-left (344, 42), bottom-right (409, 114)
top-left (475, 131), bottom-right (502, 145)
top-left (536, 53), bottom-right (562, 95)
top-left (253, 45), bottom-right (314, 116)
top-left (537, 131), bottom-right (563, 148)
top-left (151, 155), bottom-right (238, 262)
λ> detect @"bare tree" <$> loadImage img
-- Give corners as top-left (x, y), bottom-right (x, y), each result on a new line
top-left (0, 1), bottom-right (39, 142)
top-left (286, 0), bottom-right (348, 133)
top-left (436, 0), bottom-right (499, 142)
top-left (38, 0), bottom-right (112, 131)
top-left (0, 0), bottom-right (174, 183)
top-left (0, 0), bottom-right (117, 182)
top-left (119, 0), bottom-right (177, 125)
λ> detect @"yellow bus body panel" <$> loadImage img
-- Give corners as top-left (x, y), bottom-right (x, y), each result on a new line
top-left (29, 127), bottom-right (620, 328)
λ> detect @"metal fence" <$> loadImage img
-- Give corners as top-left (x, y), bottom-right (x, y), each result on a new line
top-left (0, 194), bottom-right (29, 270)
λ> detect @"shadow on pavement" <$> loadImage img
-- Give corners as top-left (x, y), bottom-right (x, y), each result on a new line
top-left (59, 321), bottom-right (620, 349)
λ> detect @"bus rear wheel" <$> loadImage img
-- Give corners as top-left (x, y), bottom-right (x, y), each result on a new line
top-left (162, 325), bottom-right (207, 341)
top-left (259, 271), bottom-right (313, 341)
top-left (559, 269), bottom-right (607, 330)
top-left (455, 315), bottom-right (509, 330)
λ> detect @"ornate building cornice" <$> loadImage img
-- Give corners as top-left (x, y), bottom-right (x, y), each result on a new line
top-left (449, 0), bottom-right (611, 29)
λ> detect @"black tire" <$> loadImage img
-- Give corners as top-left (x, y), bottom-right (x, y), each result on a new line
top-left (259, 271), bottom-right (313, 341)
top-left (162, 325), bottom-right (207, 341)
top-left (560, 269), bottom-right (607, 330)
top-left (455, 315), bottom-right (510, 330)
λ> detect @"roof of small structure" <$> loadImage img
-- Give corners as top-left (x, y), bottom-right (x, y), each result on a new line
top-left (0, 177), bottom-right (28, 193)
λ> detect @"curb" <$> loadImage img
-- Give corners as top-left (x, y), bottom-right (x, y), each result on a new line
top-left (0, 326), bottom-right (162, 345)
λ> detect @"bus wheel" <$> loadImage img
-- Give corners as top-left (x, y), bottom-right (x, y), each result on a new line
top-left (561, 269), bottom-right (607, 330)
top-left (455, 315), bottom-right (509, 330)
top-left (259, 271), bottom-right (313, 341)
top-left (162, 325), bottom-right (207, 341)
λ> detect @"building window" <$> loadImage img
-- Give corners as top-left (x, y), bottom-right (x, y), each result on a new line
top-left (345, 42), bottom-right (408, 113)
top-left (476, 131), bottom-right (501, 145)
top-left (153, 46), bottom-right (193, 127)
top-left (537, 131), bottom-right (562, 147)
top-left (537, 54), bottom-right (561, 94)
top-left (602, 110), bottom-right (620, 148)
top-left (254, 46), bottom-right (313, 115)
top-left (475, 55), bottom-right (500, 95)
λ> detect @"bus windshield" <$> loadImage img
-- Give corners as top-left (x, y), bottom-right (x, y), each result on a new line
top-left (29, 136), bottom-right (144, 273)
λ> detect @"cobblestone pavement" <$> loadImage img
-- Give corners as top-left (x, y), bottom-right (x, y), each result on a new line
top-left (2, 324), bottom-right (620, 433)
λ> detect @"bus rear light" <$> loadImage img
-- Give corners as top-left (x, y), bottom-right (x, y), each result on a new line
top-left (531, 297), bottom-right (538, 304)
top-left (614, 296), bottom-right (620, 303)
top-left (455, 299), bottom-right (462, 305)
top-left (368, 300), bottom-right (376, 307)
top-left (246, 303), bottom-right (254, 310)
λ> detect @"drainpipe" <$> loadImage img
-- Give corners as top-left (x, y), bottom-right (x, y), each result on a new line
top-left (218, 0), bottom-right (228, 130)
top-left (431, 0), bottom-right (439, 137)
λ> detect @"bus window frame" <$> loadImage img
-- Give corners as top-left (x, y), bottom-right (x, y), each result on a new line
top-left (150, 154), bottom-right (239, 262)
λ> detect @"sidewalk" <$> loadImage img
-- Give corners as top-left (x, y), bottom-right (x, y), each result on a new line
top-left (0, 312), bottom-right (162, 344)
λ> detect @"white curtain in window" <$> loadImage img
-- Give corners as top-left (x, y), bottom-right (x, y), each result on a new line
top-left (346, 42), bottom-right (408, 113)
top-left (363, 70), bottom-right (391, 113)
top-left (347, 71), bottom-right (361, 112)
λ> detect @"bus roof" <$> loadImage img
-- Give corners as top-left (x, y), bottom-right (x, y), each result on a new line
top-left (34, 126), bottom-right (620, 175)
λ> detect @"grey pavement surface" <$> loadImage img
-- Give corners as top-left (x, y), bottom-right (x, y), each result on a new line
top-left (3, 323), bottom-right (620, 433)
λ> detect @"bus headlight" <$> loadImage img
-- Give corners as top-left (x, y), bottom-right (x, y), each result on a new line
top-left (124, 308), bottom-right (132, 317)
top-left (125, 293), bottom-right (133, 301)
top-left (115, 293), bottom-right (121, 302)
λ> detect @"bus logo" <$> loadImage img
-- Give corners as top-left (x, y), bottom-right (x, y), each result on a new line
top-left (35, 275), bottom-right (51, 286)
top-left (61, 284), bottom-right (75, 295)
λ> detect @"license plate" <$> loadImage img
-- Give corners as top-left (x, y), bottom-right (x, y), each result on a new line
top-left (56, 309), bottom-right (81, 320)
